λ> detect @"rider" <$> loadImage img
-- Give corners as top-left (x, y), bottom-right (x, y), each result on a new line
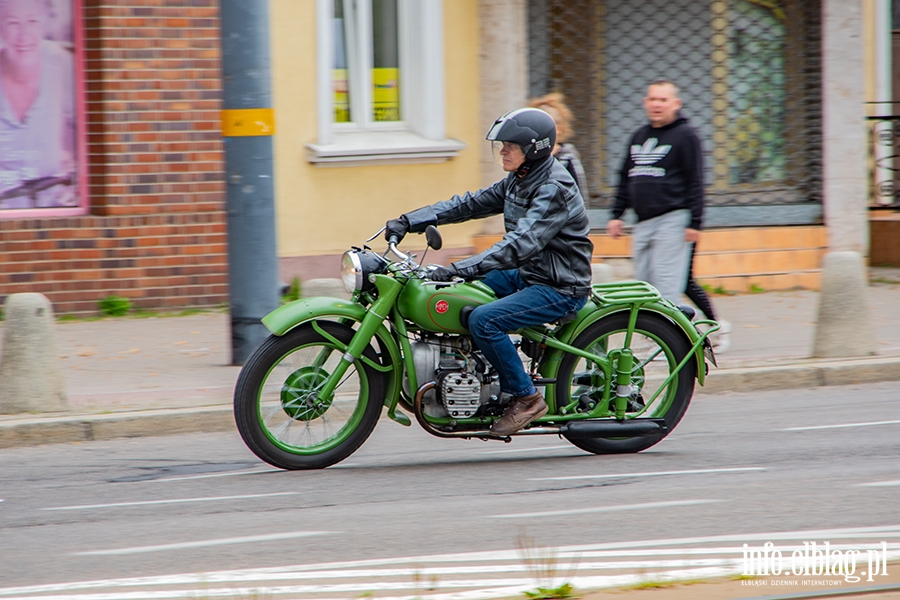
top-left (384, 108), bottom-right (594, 436)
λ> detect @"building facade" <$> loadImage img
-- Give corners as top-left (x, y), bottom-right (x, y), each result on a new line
top-left (0, 1), bottom-right (889, 316)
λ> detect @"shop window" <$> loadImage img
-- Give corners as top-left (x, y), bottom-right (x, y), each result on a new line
top-left (309, 0), bottom-right (464, 166)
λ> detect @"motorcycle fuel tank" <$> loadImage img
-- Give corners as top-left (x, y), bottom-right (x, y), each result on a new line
top-left (397, 279), bottom-right (497, 333)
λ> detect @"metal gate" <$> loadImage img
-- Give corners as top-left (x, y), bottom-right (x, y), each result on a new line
top-left (527, 0), bottom-right (823, 227)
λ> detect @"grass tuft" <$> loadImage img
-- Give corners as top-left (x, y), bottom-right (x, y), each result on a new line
top-left (282, 276), bottom-right (302, 304)
top-left (517, 529), bottom-right (578, 599)
top-left (98, 295), bottom-right (131, 317)
top-left (524, 583), bottom-right (575, 599)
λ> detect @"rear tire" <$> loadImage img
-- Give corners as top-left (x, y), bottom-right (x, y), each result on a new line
top-left (234, 321), bottom-right (384, 469)
top-left (555, 311), bottom-right (695, 454)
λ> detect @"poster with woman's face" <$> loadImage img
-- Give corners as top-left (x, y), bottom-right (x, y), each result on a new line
top-left (0, 0), bottom-right (84, 216)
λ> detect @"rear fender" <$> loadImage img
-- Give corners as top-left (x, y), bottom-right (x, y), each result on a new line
top-left (261, 297), bottom-right (404, 418)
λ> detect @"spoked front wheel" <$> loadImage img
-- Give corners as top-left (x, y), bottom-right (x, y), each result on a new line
top-left (233, 321), bottom-right (384, 469)
top-left (555, 311), bottom-right (696, 454)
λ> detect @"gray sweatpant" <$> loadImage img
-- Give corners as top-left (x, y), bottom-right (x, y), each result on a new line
top-left (631, 208), bottom-right (691, 302)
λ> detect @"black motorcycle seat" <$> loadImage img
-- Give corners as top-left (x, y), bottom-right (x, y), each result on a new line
top-left (554, 312), bottom-right (577, 326)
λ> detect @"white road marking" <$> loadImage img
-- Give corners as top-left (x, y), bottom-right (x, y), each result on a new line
top-left (856, 480), bottom-right (900, 487)
top-left (484, 445), bottom-right (575, 454)
top-left (783, 419), bottom-right (900, 431)
top-left (530, 466), bottom-right (764, 481)
top-left (486, 499), bottom-right (724, 519)
top-left (148, 468), bottom-right (282, 482)
top-left (43, 492), bottom-right (299, 511)
top-left (0, 569), bottom-right (738, 600)
top-left (73, 531), bottom-right (333, 556)
top-left (4, 525), bottom-right (897, 599)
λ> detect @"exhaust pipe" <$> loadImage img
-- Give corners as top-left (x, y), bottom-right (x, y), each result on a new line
top-left (561, 419), bottom-right (667, 439)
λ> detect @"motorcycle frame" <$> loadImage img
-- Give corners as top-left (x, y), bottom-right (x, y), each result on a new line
top-left (261, 275), bottom-right (717, 429)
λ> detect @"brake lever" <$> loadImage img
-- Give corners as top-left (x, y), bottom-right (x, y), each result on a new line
top-left (366, 226), bottom-right (386, 243)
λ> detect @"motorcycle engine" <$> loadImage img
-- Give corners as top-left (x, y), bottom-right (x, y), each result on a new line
top-left (405, 334), bottom-right (501, 419)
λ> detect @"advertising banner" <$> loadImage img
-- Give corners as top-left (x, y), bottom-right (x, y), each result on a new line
top-left (0, 0), bottom-right (85, 217)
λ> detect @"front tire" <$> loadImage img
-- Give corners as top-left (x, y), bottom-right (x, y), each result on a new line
top-left (556, 311), bottom-right (696, 454)
top-left (234, 321), bottom-right (384, 469)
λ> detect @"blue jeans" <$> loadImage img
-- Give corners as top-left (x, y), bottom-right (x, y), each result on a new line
top-left (468, 270), bottom-right (587, 397)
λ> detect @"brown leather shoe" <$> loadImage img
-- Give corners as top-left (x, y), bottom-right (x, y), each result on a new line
top-left (491, 392), bottom-right (548, 436)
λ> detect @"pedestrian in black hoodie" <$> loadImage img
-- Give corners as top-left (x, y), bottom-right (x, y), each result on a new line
top-left (607, 79), bottom-right (704, 303)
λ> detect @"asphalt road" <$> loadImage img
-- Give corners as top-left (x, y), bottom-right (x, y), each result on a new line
top-left (2, 382), bottom-right (899, 599)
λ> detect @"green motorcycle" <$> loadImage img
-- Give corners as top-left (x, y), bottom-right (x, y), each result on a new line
top-left (233, 226), bottom-right (719, 470)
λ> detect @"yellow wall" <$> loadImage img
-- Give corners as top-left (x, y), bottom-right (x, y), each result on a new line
top-left (862, 0), bottom-right (874, 105)
top-left (269, 0), bottom-right (485, 258)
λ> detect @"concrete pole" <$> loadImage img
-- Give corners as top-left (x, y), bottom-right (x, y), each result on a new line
top-left (812, 0), bottom-right (876, 358)
top-left (475, 0), bottom-right (528, 238)
top-left (871, 0), bottom-right (894, 204)
top-left (477, 0), bottom-right (528, 191)
top-left (219, 0), bottom-right (280, 365)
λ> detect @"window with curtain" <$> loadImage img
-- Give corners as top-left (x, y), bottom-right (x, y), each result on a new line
top-left (333, 0), bottom-right (401, 126)
top-left (311, 0), bottom-right (464, 165)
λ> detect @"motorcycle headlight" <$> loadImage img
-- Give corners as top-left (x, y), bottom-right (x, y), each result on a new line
top-left (340, 249), bottom-right (386, 294)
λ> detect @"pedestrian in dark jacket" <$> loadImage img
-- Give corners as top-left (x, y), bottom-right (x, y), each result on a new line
top-left (607, 79), bottom-right (703, 302)
top-left (528, 92), bottom-right (589, 199)
top-left (384, 108), bottom-right (594, 437)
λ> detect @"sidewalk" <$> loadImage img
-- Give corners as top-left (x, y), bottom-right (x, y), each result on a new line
top-left (2, 270), bottom-right (899, 449)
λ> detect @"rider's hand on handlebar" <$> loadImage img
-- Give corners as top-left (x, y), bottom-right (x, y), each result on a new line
top-left (430, 265), bottom-right (461, 282)
top-left (384, 215), bottom-right (410, 244)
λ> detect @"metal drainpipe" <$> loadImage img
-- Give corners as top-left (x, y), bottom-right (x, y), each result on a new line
top-left (873, 0), bottom-right (894, 205)
top-left (219, 0), bottom-right (279, 365)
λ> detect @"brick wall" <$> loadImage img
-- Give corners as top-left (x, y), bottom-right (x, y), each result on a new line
top-left (0, 0), bottom-right (228, 315)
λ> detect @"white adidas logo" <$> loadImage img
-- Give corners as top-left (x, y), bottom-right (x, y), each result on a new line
top-left (631, 138), bottom-right (671, 165)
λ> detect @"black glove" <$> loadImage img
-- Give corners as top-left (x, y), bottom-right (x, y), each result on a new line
top-left (384, 215), bottom-right (410, 244)
top-left (430, 265), bottom-right (460, 282)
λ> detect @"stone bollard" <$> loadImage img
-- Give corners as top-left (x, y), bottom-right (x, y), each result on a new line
top-left (302, 278), bottom-right (351, 300)
top-left (811, 251), bottom-right (876, 358)
top-left (0, 293), bottom-right (68, 413)
top-left (591, 263), bottom-right (615, 284)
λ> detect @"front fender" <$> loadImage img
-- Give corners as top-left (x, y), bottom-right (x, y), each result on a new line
top-left (550, 301), bottom-right (708, 386)
top-left (260, 297), bottom-right (404, 416)
top-left (262, 296), bottom-right (367, 335)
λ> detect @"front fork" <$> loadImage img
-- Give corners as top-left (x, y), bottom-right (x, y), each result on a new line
top-left (310, 276), bottom-right (402, 403)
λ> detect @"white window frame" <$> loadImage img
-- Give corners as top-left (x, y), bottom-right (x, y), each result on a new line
top-left (308, 0), bottom-right (465, 166)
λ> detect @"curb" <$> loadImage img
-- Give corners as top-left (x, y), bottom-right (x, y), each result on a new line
top-left (0, 405), bottom-right (234, 450)
top-left (2, 357), bottom-right (900, 449)
top-left (698, 355), bottom-right (900, 394)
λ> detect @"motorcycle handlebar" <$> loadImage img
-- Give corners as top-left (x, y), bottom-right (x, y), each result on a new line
top-left (387, 240), bottom-right (410, 262)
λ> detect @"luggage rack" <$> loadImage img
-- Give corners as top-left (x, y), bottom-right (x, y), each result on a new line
top-left (591, 280), bottom-right (662, 306)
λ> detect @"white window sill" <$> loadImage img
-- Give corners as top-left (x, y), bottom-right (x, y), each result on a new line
top-left (307, 131), bottom-right (465, 167)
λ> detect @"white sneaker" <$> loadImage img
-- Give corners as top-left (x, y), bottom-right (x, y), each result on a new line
top-left (713, 319), bottom-right (731, 353)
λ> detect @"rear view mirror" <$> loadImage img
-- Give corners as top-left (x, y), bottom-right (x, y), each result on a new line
top-left (425, 225), bottom-right (442, 251)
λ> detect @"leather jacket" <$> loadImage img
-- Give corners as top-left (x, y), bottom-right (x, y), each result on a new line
top-left (403, 156), bottom-right (594, 297)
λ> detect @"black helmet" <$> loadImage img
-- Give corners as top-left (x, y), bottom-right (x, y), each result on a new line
top-left (486, 108), bottom-right (556, 161)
